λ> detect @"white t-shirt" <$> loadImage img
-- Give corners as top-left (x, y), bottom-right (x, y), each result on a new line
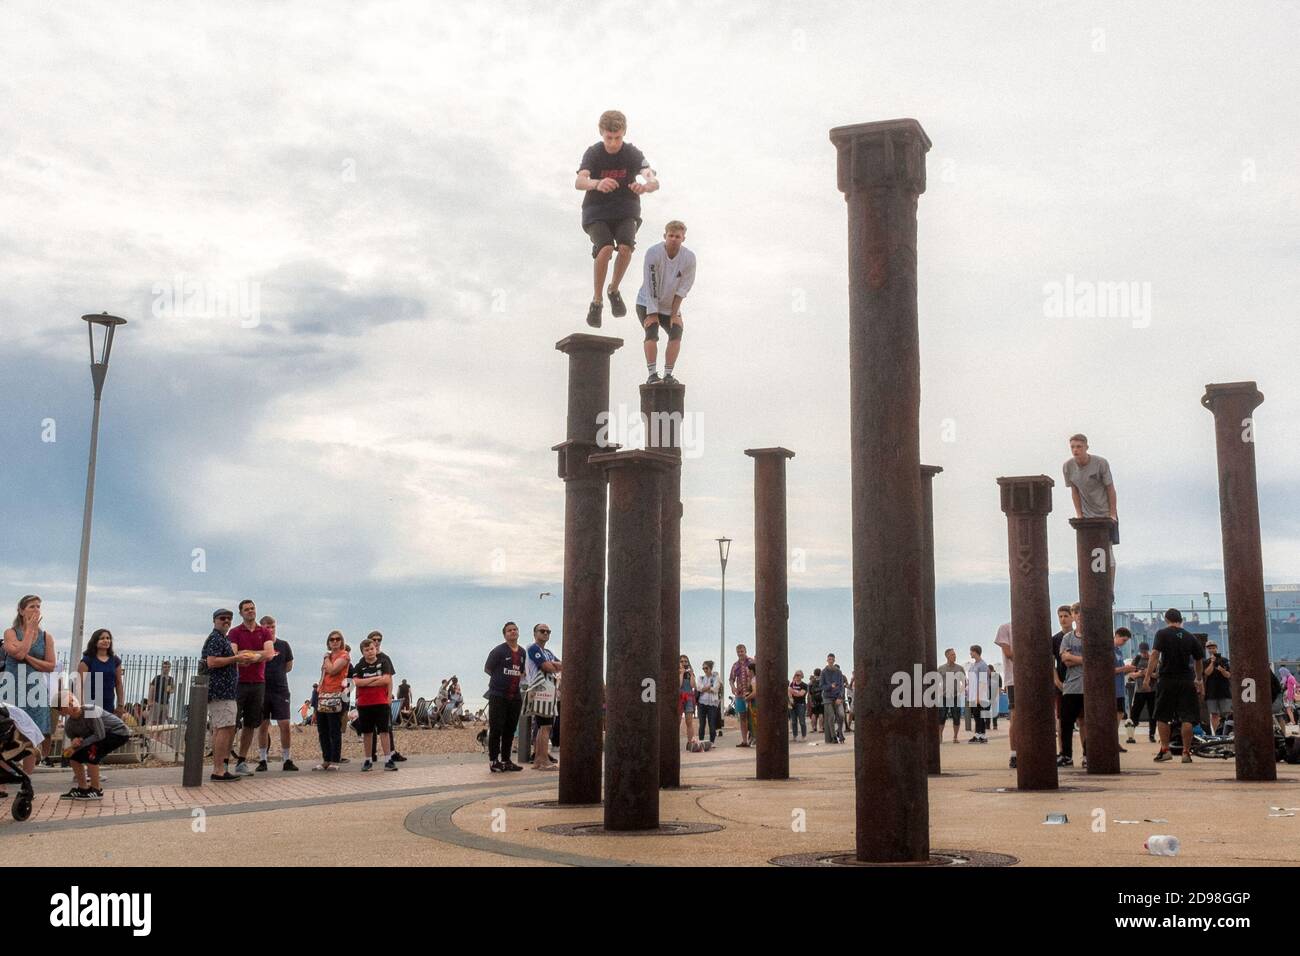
top-left (697, 673), bottom-right (720, 707)
top-left (636, 242), bottom-right (697, 313)
top-left (966, 659), bottom-right (991, 706)
top-left (994, 622), bottom-right (1013, 686)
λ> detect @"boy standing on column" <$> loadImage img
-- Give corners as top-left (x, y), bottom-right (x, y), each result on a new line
top-left (636, 221), bottom-right (696, 384)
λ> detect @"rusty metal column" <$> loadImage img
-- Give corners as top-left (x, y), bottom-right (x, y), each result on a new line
top-left (831, 118), bottom-right (931, 863)
top-left (1071, 517), bottom-right (1121, 775)
top-left (920, 464), bottom-right (943, 776)
top-left (999, 476), bottom-right (1058, 790)
top-left (1202, 382), bottom-right (1276, 782)
top-left (591, 449), bottom-right (673, 830)
top-left (553, 333), bottom-right (622, 805)
top-left (641, 381), bottom-right (685, 788)
top-left (747, 447), bottom-right (795, 780)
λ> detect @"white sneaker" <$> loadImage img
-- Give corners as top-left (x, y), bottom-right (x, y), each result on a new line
top-left (235, 760), bottom-right (253, 775)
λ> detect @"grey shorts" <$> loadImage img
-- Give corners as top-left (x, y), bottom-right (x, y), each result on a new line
top-left (1206, 697), bottom-right (1232, 715)
top-left (208, 698), bottom-right (237, 730)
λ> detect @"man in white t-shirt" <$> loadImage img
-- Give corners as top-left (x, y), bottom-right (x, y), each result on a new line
top-left (636, 220), bottom-right (696, 385)
top-left (994, 622), bottom-right (1016, 768)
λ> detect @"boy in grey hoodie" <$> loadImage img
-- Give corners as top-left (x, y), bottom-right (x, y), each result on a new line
top-left (58, 694), bottom-right (130, 799)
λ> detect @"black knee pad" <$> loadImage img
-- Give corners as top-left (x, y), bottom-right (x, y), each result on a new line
top-left (667, 323), bottom-right (683, 341)
top-left (644, 322), bottom-right (660, 342)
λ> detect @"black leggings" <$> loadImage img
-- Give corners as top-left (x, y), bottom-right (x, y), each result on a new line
top-left (973, 713), bottom-right (987, 735)
top-left (488, 696), bottom-right (523, 762)
top-left (1059, 694), bottom-right (1085, 758)
top-left (1130, 692), bottom-right (1157, 737)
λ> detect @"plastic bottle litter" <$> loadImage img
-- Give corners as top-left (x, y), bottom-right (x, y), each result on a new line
top-left (1145, 835), bottom-right (1180, 856)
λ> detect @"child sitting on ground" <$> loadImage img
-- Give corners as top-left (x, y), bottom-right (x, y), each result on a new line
top-left (57, 693), bottom-right (130, 800)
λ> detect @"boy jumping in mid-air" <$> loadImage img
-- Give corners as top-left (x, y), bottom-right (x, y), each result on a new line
top-left (575, 110), bottom-right (658, 328)
top-left (636, 220), bottom-right (695, 384)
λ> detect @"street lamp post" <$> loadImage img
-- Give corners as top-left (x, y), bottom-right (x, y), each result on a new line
top-left (717, 537), bottom-right (731, 733)
top-left (71, 313), bottom-right (127, 650)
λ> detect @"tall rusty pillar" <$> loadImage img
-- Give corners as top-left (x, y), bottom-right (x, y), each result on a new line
top-left (1071, 517), bottom-right (1121, 775)
top-left (998, 476), bottom-right (1058, 790)
top-left (641, 381), bottom-right (685, 788)
top-left (1202, 382), bottom-right (1276, 782)
top-left (747, 447), bottom-right (795, 780)
top-left (591, 449), bottom-right (674, 830)
top-left (831, 118), bottom-right (931, 863)
top-left (553, 333), bottom-right (623, 805)
top-left (920, 464), bottom-right (943, 776)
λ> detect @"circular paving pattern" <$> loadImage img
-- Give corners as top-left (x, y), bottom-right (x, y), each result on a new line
top-left (770, 847), bottom-right (1019, 867)
top-left (506, 799), bottom-right (603, 809)
top-left (1060, 769), bottom-right (1162, 776)
top-left (718, 776), bottom-right (805, 783)
top-left (969, 785), bottom-right (1105, 794)
top-left (928, 771), bottom-right (978, 778)
top-left (1196, 777), bottom-right (1290, 785)
top-left (538, 821), bottom-right (724, 837)
top-left (659, 784), bottom-right (722, 791)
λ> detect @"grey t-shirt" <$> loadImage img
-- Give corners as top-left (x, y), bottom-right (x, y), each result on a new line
top-left (937, 662), bottom-right (966, 705)
top-left (1063, 454), bottom-right (1113, 519)
top-left (1060, 631), bottom-right (1085, 695)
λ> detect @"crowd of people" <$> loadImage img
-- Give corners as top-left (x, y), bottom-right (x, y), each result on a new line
top-left (200, 601), bottom-right (410, 780)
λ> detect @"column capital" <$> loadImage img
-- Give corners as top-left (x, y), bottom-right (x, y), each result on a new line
top-left (829, 118), bottom-right (931, 195)
top-left (1068, 516), bottom-right (1113, 533)
top-left (920, 463), bottom-right (944, 480)
top-left (1201, 380), bottom-right (1263, 413)
top-left (997, 475), bottom-right (1054, 516)
top-left (744, 447), bottom-right (796, 460)
top-left (588, 448), bottom-right (677, 473)
top-left (556, 333), bottom-right (624, 356)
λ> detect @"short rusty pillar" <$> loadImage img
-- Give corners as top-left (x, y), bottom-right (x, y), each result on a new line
top-left (831, 117), bottom-right (931, 863)
top-left (553, 333), bottom-right (623, 805)
top-left (591, 449), bottom-right (674, 830)
top-left (999, 476), bottom-right (1058, 790)
top-left (1071, 517), bottom-right (1121, 775)
top-left (920, 464), bottom-right (943, 776)
top-left (746, 447), bottom-right (795, 780)
top-left (641, 381), bottom-right (685, 788)
top-left (1202, 382), bottom-right (1276, 782)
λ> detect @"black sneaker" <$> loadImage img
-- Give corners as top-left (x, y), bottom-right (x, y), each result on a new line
top-left (1008, 755), bottom-right (1017, 769)
top-left (255, 759), bottom-right (268, 772)
top-left (85, 788), bottom-right (103, 800)
top-left (586, 301), bottom-right (602, 328)
top-left (504, 761), bottom-right (524, 772)
top-left (1056, 755), bottom-right (1074, 767)
top-left (282, 759), bottom-right (299, 772)
top-left (384, 759), bottom-right (398, 771)
top-left (662, 373), bottom-right (679, 385)
top-left (361, 760), bottom-right (373, 772)
top-left (607, 288), bottom-right (627, 318)
top-left (391, 752), bottom-right (408, 762)
top-left (968, 736), bottom-right (980, 743)
top-left (548, 754), bottom-right (558, 764)
top-left (1153, 750), bottom-right (1172, 762)
top-left (646, 372), bottom-right (661, 385)
top-left (60, 787), bottom-right (85, 800)
top-left (489, 760), bottom-right (504, 773)
top-left (1117, 745), bottom-right (1128, 753)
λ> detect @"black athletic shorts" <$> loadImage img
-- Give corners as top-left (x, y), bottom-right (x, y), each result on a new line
top-left (532, 714), bottom-right (555, 727)
top-left (355, 703), bottom-right (392, 735)
top-left (262, 686), bottom-right (291, 722)
top-left (69, 733), bottom-right (129, 766)
top-left (584, 217), bottom-right (640, 257)
top-left (1116, 696), bottom-right (1128, 715)
top-left (635, 303), bottom-right (675, 330)
top-left (236, 682), bottom-right (265, 729)
top-left (1154, 678), bottom-right (1199, 725)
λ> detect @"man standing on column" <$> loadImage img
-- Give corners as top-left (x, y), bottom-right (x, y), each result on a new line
top-left (1063, 434), bottom-right (1118, 601)
top-left (635, 221), bottom-right (696, 384)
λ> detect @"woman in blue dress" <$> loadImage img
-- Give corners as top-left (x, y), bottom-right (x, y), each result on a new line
top-left (77, 628), bottom-right (124, 717)
top-left (2, 594), bottom-right (59, 771)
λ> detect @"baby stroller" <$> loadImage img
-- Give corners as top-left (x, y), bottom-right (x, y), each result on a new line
top-left (0, 705), bottom-right (39, 822)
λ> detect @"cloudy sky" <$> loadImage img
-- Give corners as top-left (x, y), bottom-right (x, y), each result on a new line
top-left (2, 1), bottom-right (1298, 707)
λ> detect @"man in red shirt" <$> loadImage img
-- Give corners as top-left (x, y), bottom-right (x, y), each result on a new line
top-left (228, 598), bottom-right (275, 775)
